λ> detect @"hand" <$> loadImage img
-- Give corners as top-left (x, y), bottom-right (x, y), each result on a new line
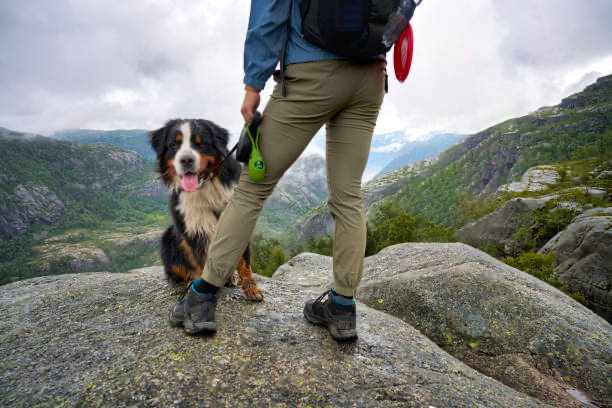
top-left (241, 90), bottom-right (260, 123)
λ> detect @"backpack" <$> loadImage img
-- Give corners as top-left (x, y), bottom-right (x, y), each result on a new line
top-left (298, 0), bottom-right (416, 58)
top-left (278, 0), bottom-right (417, 96)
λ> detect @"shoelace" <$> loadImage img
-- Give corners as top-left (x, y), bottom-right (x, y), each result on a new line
top-left (178, 284), bottom-right (191, 301)
top-left (312, 289), bottom-right (332, 306)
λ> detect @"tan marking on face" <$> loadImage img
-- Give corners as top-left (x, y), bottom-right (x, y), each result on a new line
top-left (195, 135), bottom-right (201, 144)
top-left (163, 158), bottom-right (178, 185)
top-left (198, 154), bottom-right (216, 174)
top-left (176, 134), bottom-right (182, 143)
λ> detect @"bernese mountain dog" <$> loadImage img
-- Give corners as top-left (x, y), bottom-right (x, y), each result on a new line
top-left (149, 119), bottom-right (263, 301)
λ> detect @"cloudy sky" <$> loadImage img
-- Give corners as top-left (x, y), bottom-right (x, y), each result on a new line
top-left (1, 0), bottom-right (611, 146)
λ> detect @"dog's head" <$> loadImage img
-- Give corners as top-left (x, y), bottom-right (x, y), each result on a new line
top-left (149, 119), bottom-right (239, 191)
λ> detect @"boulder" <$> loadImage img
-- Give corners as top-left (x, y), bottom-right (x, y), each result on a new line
top-left (272, 252), bottom-right (332, 288)
top-left (457, 197), bottom-right (554, 252)
top-left (0, 267), bottom-right (550, 408)
top-left (358, 243), bottom-right (612, 407)
top-left (539, 207), bottom-right (612, 322)
top-left (294, 205), bottom-right (334, 242)
top-left (34, 242), bottom-right (111, 274)
top-left (276, 244), bottom-right (612, 407)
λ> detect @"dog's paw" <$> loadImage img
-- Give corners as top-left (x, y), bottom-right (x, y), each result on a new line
top-left (242, 280), bottom-right (264, 301)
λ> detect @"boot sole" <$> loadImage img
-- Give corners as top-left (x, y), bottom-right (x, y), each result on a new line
top-left (184, 319), bottom-right (217, 335)
top-left (303, 304), bottom-right (358, 342)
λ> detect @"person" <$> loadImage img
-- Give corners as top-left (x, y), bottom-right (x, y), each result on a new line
top-left (174, 0), bottom-right (387, 341)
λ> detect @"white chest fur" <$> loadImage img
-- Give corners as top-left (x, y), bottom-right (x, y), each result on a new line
top-left (176, 178), bottom-right (234, 238)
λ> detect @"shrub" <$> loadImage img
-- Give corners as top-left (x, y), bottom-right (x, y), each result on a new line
top-left (502, 251), bottom-right (588, 306)
top-left (251, 233), bottom-right (287, 277)
top-left (307, 235), bottom-right (333, 256)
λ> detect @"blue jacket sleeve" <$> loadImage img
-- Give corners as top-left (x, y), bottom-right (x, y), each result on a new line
top-left (243, 0), bottom-right (291, 90)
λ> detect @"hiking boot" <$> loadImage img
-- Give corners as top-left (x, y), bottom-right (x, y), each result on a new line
top-left (184, 284), bottom-right (218, 334)
top-left (168, 297), bottom-right (187, 327)
top-left (303, 289), bottom-right (357, 342)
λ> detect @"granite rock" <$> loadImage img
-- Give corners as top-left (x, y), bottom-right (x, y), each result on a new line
top-left (0, 267), bottom-right (551, 408)
top-left (539, 207), bottom-right (612, 322)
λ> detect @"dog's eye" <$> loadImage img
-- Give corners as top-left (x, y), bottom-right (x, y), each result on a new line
top-left (170, 142), bottom-right (179, 149)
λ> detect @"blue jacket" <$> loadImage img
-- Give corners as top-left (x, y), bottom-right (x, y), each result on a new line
top-left (243, 0), bottom-right (343, 90)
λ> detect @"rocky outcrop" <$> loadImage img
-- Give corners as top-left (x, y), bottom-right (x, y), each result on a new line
top-left (363, 158), bottom-right (437, 208)
top-left (100, 228), bottom-right (164, 248)
top-left (34, 242), bottom-right (110, 274)
top-left (0, 268), bottom-right (551, 408)
top-left (294, 205), bottom-right (334, 242)
top-left (560, 74), bottom-right (612, 109)
top-left (272, 252), bottom-right (332, 288)
top-left (457, 196), bottom-right (554, 252)
top-left (127, 178), bottom-right (168, 197)
top-left (539, 207), bottom-right (612, 322)
top-left (0, 182), bottom-right (66, 242)
top-left (497, 165), bottom-right (560, 194)
top-left (275, 245), bottom-right (612, 407)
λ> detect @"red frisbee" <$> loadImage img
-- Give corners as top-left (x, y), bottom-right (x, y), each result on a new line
top-left (393, 22), bottom-right (414, 83)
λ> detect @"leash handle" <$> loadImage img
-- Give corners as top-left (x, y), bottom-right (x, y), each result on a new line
top-left (199, 111), bottom-right (262, 182)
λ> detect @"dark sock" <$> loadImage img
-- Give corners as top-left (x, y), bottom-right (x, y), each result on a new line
top-left (331, 288), bottom-right (354, 306)
top-left (193, 279), bottom-right (219, 295)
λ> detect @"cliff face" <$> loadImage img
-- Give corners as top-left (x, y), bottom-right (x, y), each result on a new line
top-left (0, 182), bottom-right (66, 243)
top-left (0, 263), bottom-right (554, 408)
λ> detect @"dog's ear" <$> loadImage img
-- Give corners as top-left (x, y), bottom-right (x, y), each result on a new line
top-left (199, 120), bottom-right (230, 154)
top-left (150, 119), bottom-right (181, 156)
top-left (149, 126), bottom-right (167, 156)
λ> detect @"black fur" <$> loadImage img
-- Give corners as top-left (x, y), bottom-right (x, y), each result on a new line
top-left (150, 119), bottom-right (241, 189)
top-left (149, 119), bottom-right (246, 284)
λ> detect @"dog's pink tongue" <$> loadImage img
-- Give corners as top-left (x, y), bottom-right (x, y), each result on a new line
top-left (181, 174), bottom-right (199, 192)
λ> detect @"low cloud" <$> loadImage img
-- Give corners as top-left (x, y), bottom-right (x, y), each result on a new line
top-left (371, 143), bottom-right (404, 153)
top-left (0, 0), bottom-right (610, 140)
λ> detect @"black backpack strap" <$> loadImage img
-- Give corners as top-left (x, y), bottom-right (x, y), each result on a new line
top-left (279, 0), bottom-right (294, 97)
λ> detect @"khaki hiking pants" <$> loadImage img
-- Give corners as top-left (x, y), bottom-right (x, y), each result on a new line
top-left (202, 59), bottom-right (386, 297)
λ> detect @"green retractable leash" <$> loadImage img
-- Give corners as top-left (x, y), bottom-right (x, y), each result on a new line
top-left (236, 110), bottom-right (265, 182)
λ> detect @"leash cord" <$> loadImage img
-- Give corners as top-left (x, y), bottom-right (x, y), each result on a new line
top-left (198, 141), bottom-right (239, 183)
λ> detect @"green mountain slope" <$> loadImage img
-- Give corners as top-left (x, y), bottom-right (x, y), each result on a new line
top-left (52, 128), bottom-right (154, 160)
top-left (391, 74), bottom-right (612, 227)
top-left (0, 130), bottom-right (168, 284)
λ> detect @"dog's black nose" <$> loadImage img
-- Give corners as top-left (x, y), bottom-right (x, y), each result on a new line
top-left (180, 156), bottom-right (195, 167)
